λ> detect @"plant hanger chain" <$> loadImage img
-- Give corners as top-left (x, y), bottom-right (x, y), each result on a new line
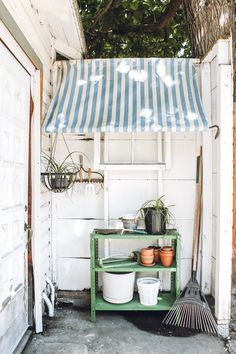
top-left (49, 133), bottom-right (78, 166)
top-left (62, 133), bottom-right (75, 165)
top-left (50, 133), bottom-right (58, 161)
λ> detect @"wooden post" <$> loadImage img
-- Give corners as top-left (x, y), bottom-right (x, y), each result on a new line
top-left (201, 61), bottom-right (212, 294)
top-left (215, 64), bottom-right (233, 337)
top-left (232, 103), bottom-right (236, 293)
top-left (32, 69), bottom-right (43, 333)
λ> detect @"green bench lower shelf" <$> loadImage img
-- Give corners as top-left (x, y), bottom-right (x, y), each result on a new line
top-left (95, 292), bottom-right (176, 311)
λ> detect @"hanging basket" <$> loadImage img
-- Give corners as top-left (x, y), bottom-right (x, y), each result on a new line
top-left (41, 134), bottom-right (103, 193)
top-left (41, 172), bottom-right (77, 193)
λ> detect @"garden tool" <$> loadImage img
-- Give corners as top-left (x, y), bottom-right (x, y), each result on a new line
top-left (163, 147), bottom-right (217, 334)
top-left (85, 167), bottom-right (95, 196)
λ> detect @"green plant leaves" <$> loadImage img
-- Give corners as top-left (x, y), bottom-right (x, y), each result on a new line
top-left (137, 196), bottom-right (175, 227)
top-left (79, 0), bottom-right (191, 58)
top-left (41, 151), bottom-right (79, 174)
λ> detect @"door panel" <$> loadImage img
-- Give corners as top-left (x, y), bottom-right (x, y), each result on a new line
top-left (0, 41), bottom-right (30, 353)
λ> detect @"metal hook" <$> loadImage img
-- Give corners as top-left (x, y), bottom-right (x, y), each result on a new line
top-left (209, 125), bottom-right (220, 139)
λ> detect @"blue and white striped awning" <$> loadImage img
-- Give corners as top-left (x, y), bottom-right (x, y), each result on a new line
top-left (43, 58), bottom-right (208, 133)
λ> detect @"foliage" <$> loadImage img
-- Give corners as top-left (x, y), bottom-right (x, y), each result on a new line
top-left (42, 152), bottom-right (79, 174)
top-left (79, 0), bottom-right (191, 58)
top-left (41, 152), bottom-right (79, 192)
top-left (139, 196), bottom-right (174, 226)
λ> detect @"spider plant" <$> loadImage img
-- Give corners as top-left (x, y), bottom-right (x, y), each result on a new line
top-left (41, 152), bottom-right (79, 192)
top-left (138, 196), bottom-right (174, 234)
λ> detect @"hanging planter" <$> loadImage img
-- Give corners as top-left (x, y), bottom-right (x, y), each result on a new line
top-left (41, 172), bottom-right (77, 192)
top-left (41, 152), bottom-right (79, 193)
top-left (41, 134), bottom-right (104, 193)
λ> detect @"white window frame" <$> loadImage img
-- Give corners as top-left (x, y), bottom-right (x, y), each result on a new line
top-left (93, 132), bottom-right (171, 171)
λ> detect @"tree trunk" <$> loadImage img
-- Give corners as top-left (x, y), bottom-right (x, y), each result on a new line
top-left (183, 0), bottom-right (235, 99)
top-left (183, 0), bottom-right (234, 58)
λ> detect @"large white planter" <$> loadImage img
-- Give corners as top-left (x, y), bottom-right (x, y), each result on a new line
top-left (102, 272), bottom-right (135, 304)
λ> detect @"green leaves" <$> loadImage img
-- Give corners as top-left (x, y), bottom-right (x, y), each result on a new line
top-left (42, 152), bottom-right (79, 174)
top-left (129, 1), bottom-right (139, 11)
top-left (79, 0), bottom-right (191, 58)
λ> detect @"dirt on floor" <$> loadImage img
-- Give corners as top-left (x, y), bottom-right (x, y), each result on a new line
top-left (22, 291), bottom-right (231, 354)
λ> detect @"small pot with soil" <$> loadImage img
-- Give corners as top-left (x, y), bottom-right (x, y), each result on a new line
top-left (50, 174), bottom-right (71, 189)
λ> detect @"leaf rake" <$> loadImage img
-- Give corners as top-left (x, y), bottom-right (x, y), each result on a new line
top-left (163, 147), bottom-right (217, 335)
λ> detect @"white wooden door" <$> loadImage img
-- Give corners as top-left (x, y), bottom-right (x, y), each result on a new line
top-left (0, 41), bottom-right (30, 353)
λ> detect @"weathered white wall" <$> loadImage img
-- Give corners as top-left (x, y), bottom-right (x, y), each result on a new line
top-left (211, 54), bottom-right (218, 297)
top-left (202, 39), bottom-right (232, 302)
top-left (212, 41), bottom-right (233, 336)
top-left (0, 40), bottom-right (31, 354)
top-left (2, 0), bottom-right (53, 296)
top-left (53, 131), bottom-right (200, 291)
top-left (0, 0), bottom-right (84, 342)
top-left (201, 39), bottom-right (233, 337)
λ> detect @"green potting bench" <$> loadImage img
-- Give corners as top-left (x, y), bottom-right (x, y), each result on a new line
top-left (90, 229), bottom-right (181, 322)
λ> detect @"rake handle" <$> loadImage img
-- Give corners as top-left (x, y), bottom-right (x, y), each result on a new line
top-left (79, 155), bottom-right (83, 183)
top-left (88, 168), bottom-right (92, 183)
top-left (192, 147), bottom-right (202, 274)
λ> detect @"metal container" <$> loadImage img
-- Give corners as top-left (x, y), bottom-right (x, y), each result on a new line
top-left (143, 207), bottom-right (166, 234)
top-left (120, 214), bottom-right (139, 230)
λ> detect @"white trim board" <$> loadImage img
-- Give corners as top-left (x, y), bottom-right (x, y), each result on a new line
top-left (214, 64), bottom-right (233, 337)
top-left (202, 39), bottom-right (233, 337)
top-left (31, 69), bottom-right (43, 333)
top-left (0, 20), bottom-right (35, 75)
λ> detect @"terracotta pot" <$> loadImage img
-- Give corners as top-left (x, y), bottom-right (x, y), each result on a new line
top-left (141, 254), bottom-right (154, 265)
top-left (141, 248), bottom-right (154, 256)
top-left (153, 247), bottom-right (161, 263)
top-left (161, 246), bottom-right (174, 253)
top-left (160, 248), bottom-right (174, 267)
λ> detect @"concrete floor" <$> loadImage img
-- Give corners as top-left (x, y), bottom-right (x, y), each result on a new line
top-left (23, 292), bottom-right (227, 354)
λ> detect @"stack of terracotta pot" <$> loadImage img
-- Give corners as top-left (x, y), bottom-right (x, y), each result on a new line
top-left (140, 246), bottom-right (174, 267)
top-left (153, 246), bottom-right (161, 263)
top-left (159, 246), bottom-right (175, 267)
top-left (140, 248), bottom-right (154, 266)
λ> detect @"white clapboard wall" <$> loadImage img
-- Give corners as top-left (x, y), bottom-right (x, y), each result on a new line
top-left (2, 0), bottom-right (53, 297)
top-left (52, 131), bottom-right (200, 291)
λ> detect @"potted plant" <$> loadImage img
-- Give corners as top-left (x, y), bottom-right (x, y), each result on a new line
top-left (41, 152), bottom-right (79, 192)
top-left (139, 196), bottom-right (174, 234)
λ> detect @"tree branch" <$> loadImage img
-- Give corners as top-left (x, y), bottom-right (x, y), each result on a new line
top-left (158, 0), bottom-right (183, 29)
top-left (92, 0), bottom-right (120, 29)
top-left (90, 0), bottom-right (183, 35)
top-left (122, 0), bottom-right (183, 34)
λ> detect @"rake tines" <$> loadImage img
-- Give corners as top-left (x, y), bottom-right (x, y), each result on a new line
top-left (163, 289), bottom-right (217, 334)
